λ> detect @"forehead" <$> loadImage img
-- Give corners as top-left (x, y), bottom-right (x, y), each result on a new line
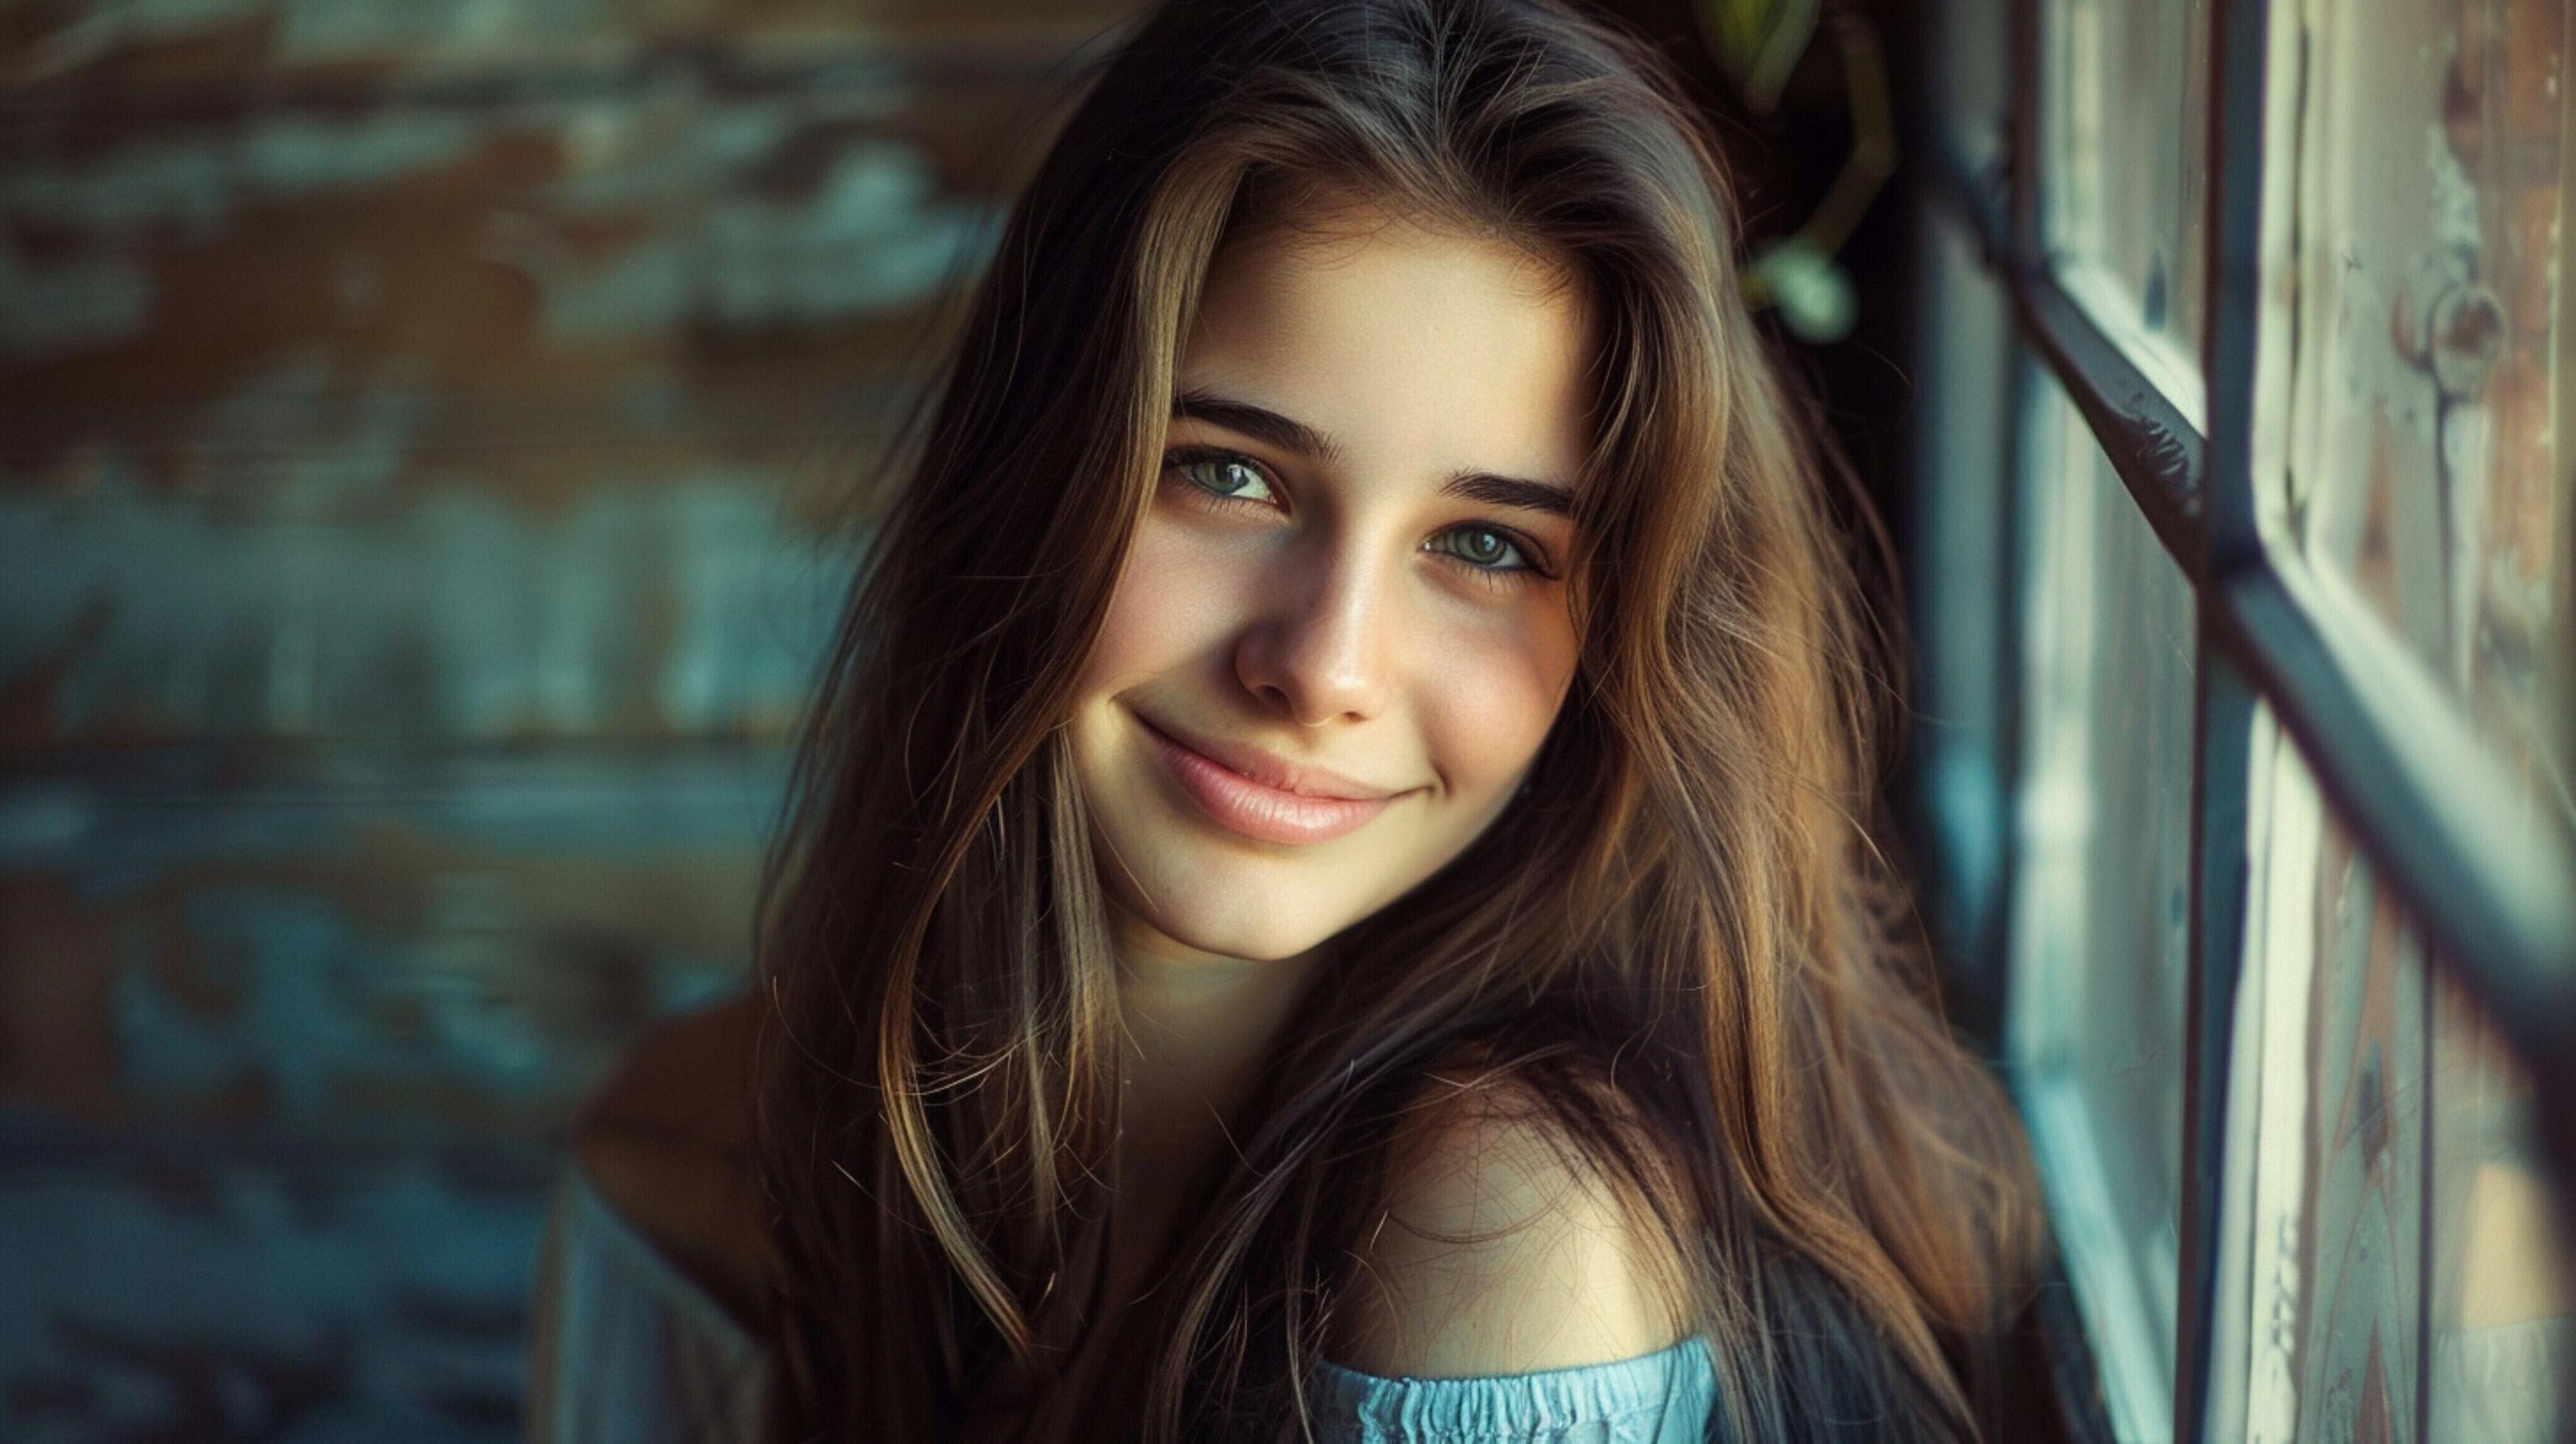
top-left (1179, 206), bottom-right (1596, 483)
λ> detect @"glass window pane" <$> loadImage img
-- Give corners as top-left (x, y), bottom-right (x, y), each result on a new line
top-left (2270, 0), bottom-right (2576, 807)
top-left (2041, 0), bottom-right (2212, 388)
top-left (2007, 376), bottom-right (2199, 1441)
top-left (2207, 705), bottom-right (2572, 1442)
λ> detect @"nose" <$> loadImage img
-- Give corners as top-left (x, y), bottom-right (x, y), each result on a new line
top-left (1235, 544), bottom-right (1395, 726)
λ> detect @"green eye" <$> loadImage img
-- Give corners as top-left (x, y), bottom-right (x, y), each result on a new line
top-left (1433, 525), bottom-right (1531, 571)
top-left (1175, 455), bottom-right (1277, 505)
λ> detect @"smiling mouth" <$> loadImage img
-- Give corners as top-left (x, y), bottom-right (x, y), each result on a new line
top-left (1137, 716), bottom-right (1401, 845)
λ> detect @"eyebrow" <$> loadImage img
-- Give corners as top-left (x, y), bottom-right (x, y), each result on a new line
top-left (1170, 387), bottom-right (1576, 518)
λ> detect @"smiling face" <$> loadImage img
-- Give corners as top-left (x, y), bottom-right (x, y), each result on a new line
top-left (1067, 200), bottom-right (1595, 964)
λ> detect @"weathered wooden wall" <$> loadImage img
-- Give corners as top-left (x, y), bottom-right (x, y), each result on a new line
top-left (0, 1), bottom-right (1132, 1436)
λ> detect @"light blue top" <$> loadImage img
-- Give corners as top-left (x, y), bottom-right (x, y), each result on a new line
top-left (1310, 1339), bottom-right (1719, 1443)
top-left (527, 1159), bottom-right (1723, 1442)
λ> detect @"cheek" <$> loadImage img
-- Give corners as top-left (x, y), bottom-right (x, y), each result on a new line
top-left (1411, 613), bottom-right (1576, 802)
top-left (1078, 514), bottom-right (1249, 695)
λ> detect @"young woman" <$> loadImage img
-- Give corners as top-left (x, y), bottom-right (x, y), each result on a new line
top-left (542, 0), bottom-right (2047, 1438)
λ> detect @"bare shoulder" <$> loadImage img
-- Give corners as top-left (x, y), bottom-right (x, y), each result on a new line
top-left (573, 991), bottom-right (771, 1326)
top-left (1327, 1065), bottom-right (1694, 1378)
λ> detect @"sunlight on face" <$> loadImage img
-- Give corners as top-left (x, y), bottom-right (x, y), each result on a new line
top-left (1067, 198), bottom-right (1593, 964)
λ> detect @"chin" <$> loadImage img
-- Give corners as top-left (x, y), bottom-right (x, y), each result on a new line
top-left (1121, 880), bottom-right (1347, 962)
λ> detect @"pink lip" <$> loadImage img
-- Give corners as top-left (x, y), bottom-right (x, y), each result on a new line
top-left (1140, 717), bottom-right (1403, 845)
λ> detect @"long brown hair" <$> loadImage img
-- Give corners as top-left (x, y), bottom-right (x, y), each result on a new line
top-left (749, 0), bottom-right (2042, 1437)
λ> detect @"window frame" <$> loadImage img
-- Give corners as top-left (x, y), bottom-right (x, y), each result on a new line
top-left (1920, 0), bottom-right (2576, 1439)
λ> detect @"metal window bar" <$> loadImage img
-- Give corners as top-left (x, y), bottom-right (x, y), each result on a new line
top-left (1965, 0), bottom-right (2576, 1437)
top-left (2169, 1), bottom-right (2268, 1439)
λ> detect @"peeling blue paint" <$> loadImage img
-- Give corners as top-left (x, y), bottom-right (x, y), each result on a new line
top-left (0, 142), bottom-right (235, 237)
top-left (0, 248), bottom-right (156, 355)
top-left (34, 0), bottom-right (618, 68)
top-left (0, 1154), bottom-right (539, 1443)
top-left (0, 8), bottom-right (1104, 1439)
top-left (1, 113), bottom-right (481, 233)
top-left (0, 460), bottom-right (856, 740)
top-left (0, 747), bottom-right (790, 891)
top-left (541, 141), bottom-right (998, 338)
top-left (113, 883), bottom-right (725, 1115)
top-left (191, 352), bottom-right (436, 502)
top-left (0, 781), bottom-right (99, 863)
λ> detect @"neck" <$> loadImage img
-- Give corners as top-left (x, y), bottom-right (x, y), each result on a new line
top-left (966, 923), bottom-right (1333, 1440)
top-left (1112, 922), bottom-right (1325, 1168)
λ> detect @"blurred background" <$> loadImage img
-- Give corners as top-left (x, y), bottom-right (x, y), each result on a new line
top-left (0, 0), bottom-right (1128, 1437)
top-left (1, 0), bottom-right (2569, 1440)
